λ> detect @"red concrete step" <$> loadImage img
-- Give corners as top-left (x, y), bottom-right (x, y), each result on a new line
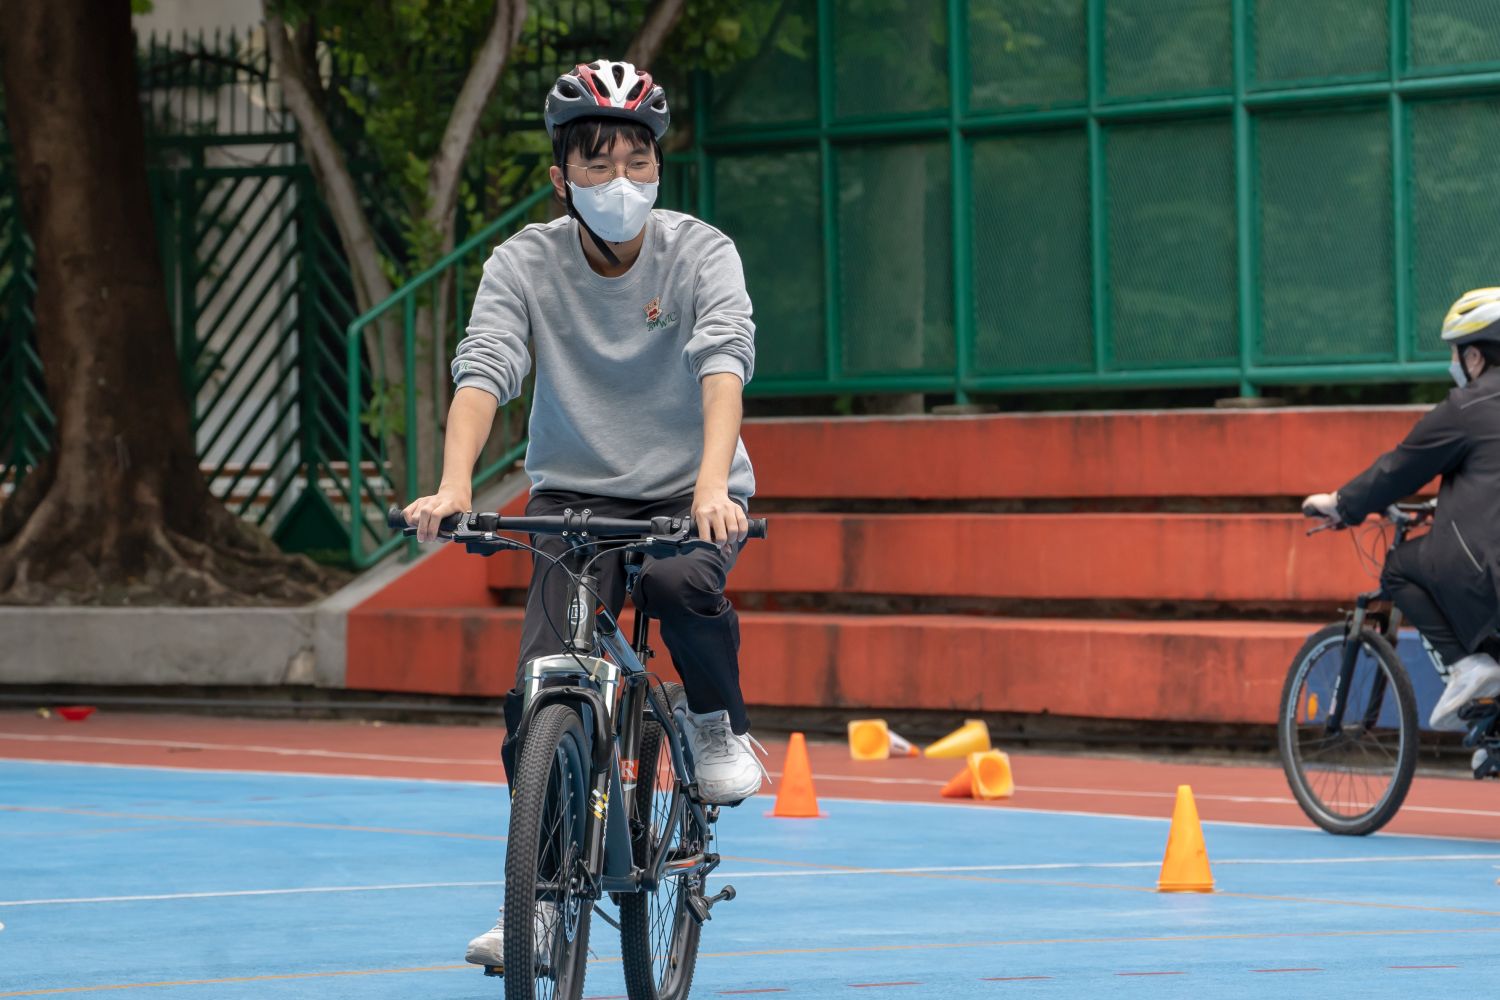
top-left (741, 408), bottom-right (1430, 500)
top-left (484, 512), bottom-right (1369, 604)
top-left (344, 607), bottom-right (1309, 726)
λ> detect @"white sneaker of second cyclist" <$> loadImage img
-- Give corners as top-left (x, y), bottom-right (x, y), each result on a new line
top-left (464, 901), bottom-right (557, 975)
top-left (1430, 653), bottom-right (1500, 731)
top-left (682, 708), bottom-right (770, 805)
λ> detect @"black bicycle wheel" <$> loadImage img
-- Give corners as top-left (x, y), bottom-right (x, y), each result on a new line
top-left (620, 682), bottom-right (705, 1000)
top-left (1278, 623), bottom-right (1419, 836)
top-left (505, 703), bottom-right (593, 1000)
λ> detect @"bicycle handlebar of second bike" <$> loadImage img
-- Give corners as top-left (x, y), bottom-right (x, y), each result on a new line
top-left (387, 506), bottom-right (768, 542)
top-left (1300, 499), bottom-right (1436, 535)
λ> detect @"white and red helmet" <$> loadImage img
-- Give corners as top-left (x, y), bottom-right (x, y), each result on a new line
top-left (545, 59), bottom-right (670, 140)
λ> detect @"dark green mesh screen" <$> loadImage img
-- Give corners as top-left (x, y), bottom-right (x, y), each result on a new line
top-left (1107, 120), bottom-right (1237, 367)
top-left (713, 151), bottom-right (826, 380)
top-left (1411, 98), bottom-right (1500, 359)
top-left (837, 141), bottom-right (953, 375)
top-left (833, 0), bottom-right (948, 118)
top-left (1411, 1), bottom-right (1500, 69)
top-left (1254, 0), bottom-right (1388, 82)
top-left (971, 130), bottom-right (1093, 374)
top-left (712, 0), bottom-right (818, 128)
top-left (968, 0), bottom-right (1087, 112)
top-left (1258, 111), bottom-right (1393, 364)
top-left (1104, 0), bottom-right (1232, 98)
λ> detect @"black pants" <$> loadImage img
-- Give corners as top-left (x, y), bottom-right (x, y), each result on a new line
top-left (501, 490), bottom-right (747, 782)
top-left (1385, 535), bottom-right (1469, 665)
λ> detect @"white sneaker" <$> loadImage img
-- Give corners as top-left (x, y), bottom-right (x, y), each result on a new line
top-left (1430, 653), bottom-right (1500, 731)
top-left (682, 709), bottom-right (769, 805)
top-left (464, 901), bottom-right (557, 973)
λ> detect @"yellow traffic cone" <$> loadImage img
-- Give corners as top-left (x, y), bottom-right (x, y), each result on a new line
top-left (939, 751), bottom-right (1015, 800)
top-left (924, 719), bottom-right (991, 759)
top-left (1157, 785), bottom-right (1214, 893)
top-left (847, 719), bottom-right (919, 760)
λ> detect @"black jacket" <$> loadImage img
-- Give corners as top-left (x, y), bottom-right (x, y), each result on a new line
top-left (1338, 367), bottom-right (1500, 651)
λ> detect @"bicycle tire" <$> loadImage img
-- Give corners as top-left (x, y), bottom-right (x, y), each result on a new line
top-left (620, 682), bottom-right (704, 1000)
top-left (1278, 623), bottom-right (1419, 836)
top-left (506, 703), bottom-right (593, 1000)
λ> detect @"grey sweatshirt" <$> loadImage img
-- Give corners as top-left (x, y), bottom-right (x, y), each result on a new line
top-left (452, 210), bottom-right (756, 501)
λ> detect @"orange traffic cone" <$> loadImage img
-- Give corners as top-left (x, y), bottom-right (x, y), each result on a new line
top-left (768, 732), bottom-right (823, 818)
top-left (1157, 785), bottom-right (1214, 893)
top-left (939, 750), bottom-right (1015, 800)
top-left (848, 719), bottom-right (920, 760)
top-left (924, 719), bottom-right (991, 759)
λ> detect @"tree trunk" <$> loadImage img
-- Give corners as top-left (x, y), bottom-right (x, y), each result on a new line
top-left (0, 0), bottom-right (330, 604)
top-left (625, 0), bottom-right (688, 69)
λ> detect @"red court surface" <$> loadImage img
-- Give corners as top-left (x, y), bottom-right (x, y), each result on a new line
top-left (3, 710), bottom-right (1498, 841)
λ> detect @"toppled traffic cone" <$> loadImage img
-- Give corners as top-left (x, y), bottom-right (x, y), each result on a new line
top-left (848, 718), bottom-right (920, 760)
top-left (924, 718), bottom-right (991, 759)
top-left (1157, 785), bottom-right (1214, 893)
top-left (768, 732), bottom-right (823, 818)
top-left (940, 750), bottom-right (1015, 800)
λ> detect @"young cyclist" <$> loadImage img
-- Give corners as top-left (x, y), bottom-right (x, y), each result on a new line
top-left (398, 59), bottom-right (766, 971)
top-left (1304, 288), bottom-right (1500, 731)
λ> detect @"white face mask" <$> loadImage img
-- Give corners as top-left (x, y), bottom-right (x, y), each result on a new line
top-left (568, 177), bottom-right (658, 244)
top-left (1451, 359), bottom-right (1470, 388)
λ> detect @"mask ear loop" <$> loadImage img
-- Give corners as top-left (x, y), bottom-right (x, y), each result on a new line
top-left (564, 182), bottom-right (623, 266)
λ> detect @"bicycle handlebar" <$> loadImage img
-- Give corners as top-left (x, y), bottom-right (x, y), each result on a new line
top-left (386, 506), bottom-right (768, 542)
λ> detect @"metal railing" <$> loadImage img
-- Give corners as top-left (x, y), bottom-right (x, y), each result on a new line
top-left (343, 184), bottom-right (557, 568)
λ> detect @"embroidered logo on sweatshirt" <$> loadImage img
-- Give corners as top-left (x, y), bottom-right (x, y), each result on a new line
top-left (644, 296), bottom-right (678, 331)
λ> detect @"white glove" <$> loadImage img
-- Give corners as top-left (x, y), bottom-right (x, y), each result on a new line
top-left (1301, 492), bottom-right (1343, 525)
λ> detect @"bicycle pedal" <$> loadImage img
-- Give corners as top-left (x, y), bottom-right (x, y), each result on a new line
top-left (685, 884), bottom-right (736, 925)
top-left (1458, 697), bottom-right (1500, 722)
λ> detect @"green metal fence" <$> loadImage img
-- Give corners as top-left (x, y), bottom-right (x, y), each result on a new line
top-left (695, 0), bottom-right (1500, 398)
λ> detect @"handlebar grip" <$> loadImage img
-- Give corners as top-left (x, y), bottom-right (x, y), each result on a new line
top-left (386, 506), bottom-right (463, 535)
top-left (747, 518), bottom-right (768, 540)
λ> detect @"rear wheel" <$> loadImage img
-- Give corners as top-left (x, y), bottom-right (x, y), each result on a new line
top-left (506, 704), bottom-right (593, 1000)
top-left (1278, 623), bottom-right (1418, 836)
top-left (620, 683), bottom-right (705, 1000)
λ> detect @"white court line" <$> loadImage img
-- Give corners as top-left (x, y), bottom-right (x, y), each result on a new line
top-left (8, 756), bottom-right (1500, 846)
top-left (7, 854), bottom-right (1500, 907)
top-left (0, 881), bottom-right (503, 907)
top-left (0, 733), bottom-right (497, 767)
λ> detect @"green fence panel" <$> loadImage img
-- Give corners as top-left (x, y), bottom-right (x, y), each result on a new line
top-left (712, 0), bottom-right (819, 128)
top-left (968, 0), bottom-right (1087, 112)
top-left (1258, 109), bottom-right (1394, 364)
top-left (1254, 0), bottom-right (1389, 84)
top-left (1409, 0), bottom-right (1500, 71)
top-left (832, 0), bottom-right (949, 119)
top-left (1107, 119), bottom-right (1238, 367)
top-left (1410, 96), bottom-right (1500, 359)
top-left (836, 140), bottom-right (953, 376)
top-left (971, 129), bottom-right (1093, 374)
top-left (1103, 0), bottom-right (1232, 99)
top-left (712, 151), bottom-right (826, 381)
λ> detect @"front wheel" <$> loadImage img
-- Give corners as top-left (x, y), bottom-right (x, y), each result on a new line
top-left (620, 682), bottom-right (705, 1000)
top-left (506, 703), bottom-right (593, 1000)
top-left (1278, 623), bottom-right (1418, 836)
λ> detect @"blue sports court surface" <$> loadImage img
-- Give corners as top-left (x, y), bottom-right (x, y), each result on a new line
top-left (4, 757), bottom-right (1500, 998)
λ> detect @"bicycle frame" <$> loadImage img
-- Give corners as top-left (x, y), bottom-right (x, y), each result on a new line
top-left (511, 541), bottom-right (719, 899)
top-left (1325, 512), bottom-right (1423, 736)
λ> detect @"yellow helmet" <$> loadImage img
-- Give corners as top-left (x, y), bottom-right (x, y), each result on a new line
top-left (1441, 287), bottom-right (1500, 345)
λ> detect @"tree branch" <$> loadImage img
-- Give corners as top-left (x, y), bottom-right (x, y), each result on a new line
top-left (624, 0), bottom-right (687, 69)
top-left (263, 5), bottom-right (392, 313)
top-left (425, 0), bottom-right (527, 240)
